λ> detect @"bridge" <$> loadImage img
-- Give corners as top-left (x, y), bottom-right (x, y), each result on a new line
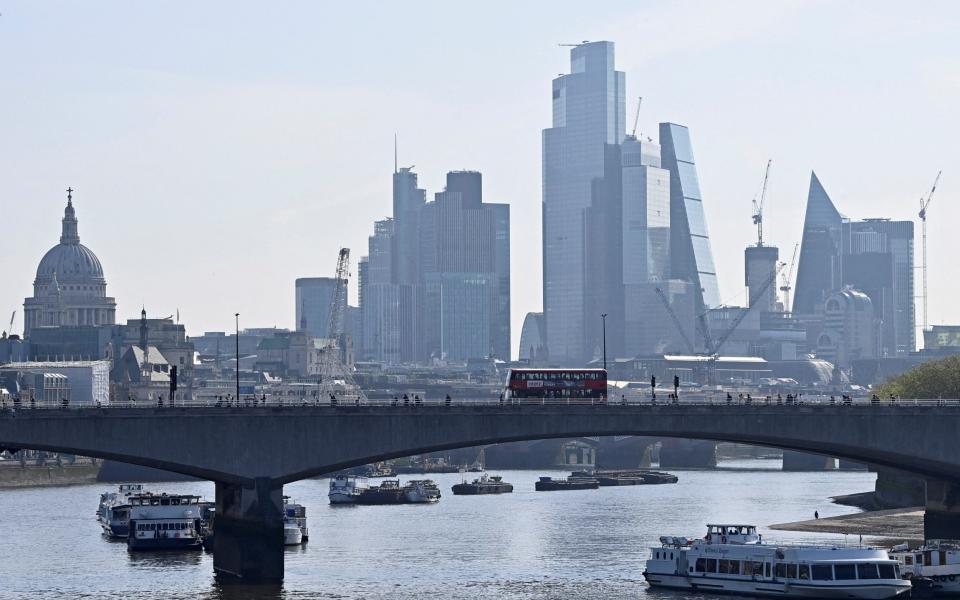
top-left (2, 400), bottom-right (958, 582)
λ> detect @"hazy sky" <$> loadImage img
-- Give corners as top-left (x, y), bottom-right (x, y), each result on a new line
top-left (1, 1), bottom-right (956, 355)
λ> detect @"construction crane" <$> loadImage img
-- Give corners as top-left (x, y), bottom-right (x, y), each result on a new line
top-left (7, 311), bottom-right (14, 336)
top-left (326, 248), bottom-right (350, 340)
top-left (558, 40), bottom-right (591, 47)
top-left (751, 159), bottom-right (772, 246)
top-left (779, 243), bottom-right (799, 313)
top-left (654, 287), bottom-right (696, 354)
top-left (631, 96), bottom-right (643, 138)
top-left (918, 170), bottom-right (942, 331)
top-left (315, 247), bottom-right (366, 402)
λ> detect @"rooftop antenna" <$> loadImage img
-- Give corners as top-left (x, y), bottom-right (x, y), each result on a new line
top-left (631, 96), bottom-right (643, 138)
top-left (918, 170), bottom-right (942, 331)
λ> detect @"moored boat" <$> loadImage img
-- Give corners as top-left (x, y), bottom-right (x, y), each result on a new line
top-left (127, 492), bottom-right (204, 551)
top-left (284, 496), bottom-right (308, 541)
top-left (644, 523), bottom-right (910, 599)
top-left (403, 479), bottom-right (441, 503)
top-left (96, 483), bottom-right (144, 538)
top-left (534, 476), bottom-right (599, 491)
top-left (354, 479), bottom-right (407, 505)
top-left (283, 520), bottom-right (303, 546)
top-left (452, 473), bottom-right (514, 495)
top-left (329, 474), bottom-right (370, 505)
top-left (890, 540), bottom-right (960, 596)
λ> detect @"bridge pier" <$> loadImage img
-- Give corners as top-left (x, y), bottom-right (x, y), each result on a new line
top-left (925, 479), bottom-right (960, 540)
top-left (213, 477), bottom-right (284, 583)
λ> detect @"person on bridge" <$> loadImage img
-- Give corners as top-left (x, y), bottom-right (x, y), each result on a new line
top-left (392, 396), bottom-right (398, 407)
top-left (726, 393), bottom-right (732, 405)
top-left (414, 395), bottom-right (421, 407)
top-left (403, 394), bottom-right (409, 407)
top-left (445, 394), bottom-right (452, 407)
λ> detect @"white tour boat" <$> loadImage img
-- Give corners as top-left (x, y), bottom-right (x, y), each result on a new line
top-left (403, 479), bottom-right (441, 504)
top-left (96, 483), bottom-right (144, 538)
top-left (890, 540), bottom-right (960, 596)
top-left (329, 475), bottom-right (370, 504)
top-left (644, 523), bottom-right (911, 599)
top-left (127, 492), bottom-right (204, 551)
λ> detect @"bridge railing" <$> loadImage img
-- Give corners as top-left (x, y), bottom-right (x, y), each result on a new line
top-left (2, 394), bottom-right (959, 412)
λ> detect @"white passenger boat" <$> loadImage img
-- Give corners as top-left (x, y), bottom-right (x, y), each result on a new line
top-left (890, 540), bottom-right (960, 596)
top-left (96, 483), bottom-right (144, 538)
top-left (644, 523), bottom-right (911, 599)
top-left (403, 479), bottom-right (441, 503)
top-left (329, 475), bottom-right (369, 504)
top-left (127, 492), bottom-right (203, 551)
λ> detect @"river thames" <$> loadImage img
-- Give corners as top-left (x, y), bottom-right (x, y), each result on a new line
top-left (0, 459), bottom-right (877, 599)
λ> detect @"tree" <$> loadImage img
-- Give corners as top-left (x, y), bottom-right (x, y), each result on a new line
top-left (876, 355), bottom-right (960, 399)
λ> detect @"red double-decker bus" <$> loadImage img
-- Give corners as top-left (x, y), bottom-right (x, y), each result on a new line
top-left (505, 368), bottom-right (608, 401)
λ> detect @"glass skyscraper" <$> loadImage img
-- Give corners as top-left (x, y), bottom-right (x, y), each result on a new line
top-left (542, 41), bottom-right (625, 364)
top-left (793, 172), bottom-right (915, 355)
top-left (659, 122), bottom-right (721, 313)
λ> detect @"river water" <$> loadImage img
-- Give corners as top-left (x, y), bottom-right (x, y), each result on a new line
top-left (0, 459), bottom-right (876, 599)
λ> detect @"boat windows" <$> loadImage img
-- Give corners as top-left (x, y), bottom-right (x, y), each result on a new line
top-left (705, 559), bottom-right (717, 573)
top-left (812, 565), bottom-right (833, 580)
top-left (798, 565), bottom-right (810, 580)
top-left (924, 552), bottom-right (933, 566)
top-left (904, 555), bottom-right (913, 565)
top-left (834, 564), bottom-right (857, 580)
top-left (878, 564), bottom-right (896, 579)
top-left (696, 558), bottom-right (706, 572)
top-left (764, 563), bottom-right (771, 578)
top-left (775, 563), bottom-right (786, 578)
top-left (857, 564), bottom-right (879, 579)
top-left (786, 564), bottom-right (797, 579)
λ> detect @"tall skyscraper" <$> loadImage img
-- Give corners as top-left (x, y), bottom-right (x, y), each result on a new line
top-left (793, 172), bottom-right (915, 355)
top-left (419, 171), bottom-right (510, 361)
top-left (360, 168), bottom-right (510, 363)
top-left (542, 41), bottom-right (625, 364)
top-left (659, 122), bottom-right (720, 314)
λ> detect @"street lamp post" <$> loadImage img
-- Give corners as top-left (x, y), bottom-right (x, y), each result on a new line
top-left (235, 313), bottom-right (240, 404)
top-left (601, 313), bottom-right (608, 371)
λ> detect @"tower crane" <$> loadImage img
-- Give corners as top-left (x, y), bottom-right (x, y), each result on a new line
top-left (558, 41), bottom-right (591, 47)
top-left (779, 243), bottom-right (799, 313)
top-left (7, 311), bottom-right (14, 336)
top-left (751, 159), bottom-right (772, 247)
top-left (316, 247), bottom-right (366, 402)
top-left (918, 170), bottom-right (941, 331)
top-left (710, 262), bottom-right (784, 355)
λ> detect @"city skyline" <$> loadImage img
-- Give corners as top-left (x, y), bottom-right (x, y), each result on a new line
top-left (0, 1), bottom-right (956, 353)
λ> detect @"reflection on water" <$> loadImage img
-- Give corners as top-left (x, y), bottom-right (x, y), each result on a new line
top-left (0, 460), bottom-right (876, 599)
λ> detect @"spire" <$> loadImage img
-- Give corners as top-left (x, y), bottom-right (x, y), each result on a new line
top-left (139, 307), bottom-right (149, 351)
top-left (60, 187), bottom-right (80, 244)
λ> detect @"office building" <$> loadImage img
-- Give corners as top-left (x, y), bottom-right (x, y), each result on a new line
top-left (542, 41), bottom-right (625, 364)
top-left (659, 122), bottom-right (721, 313)
top-left (793, 173), bottom-right (915, 355)
top-left (816, 288), bottom-right (877, 369)
top-left (295, 277), bottom-right (342, 338)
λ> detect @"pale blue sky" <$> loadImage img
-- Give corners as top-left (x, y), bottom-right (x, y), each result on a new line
top-left (1, 1), bottom-right (957, 353)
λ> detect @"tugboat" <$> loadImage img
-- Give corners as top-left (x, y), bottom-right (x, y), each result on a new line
top-left (890, 540), bottom-right (960, 596)
top-left (644, 523), bottom-right (910, 598)
top-left (534, 475), bottom-right (599, 491)
top-left (354, 479), bottom-right (407, 505)
top-left (452, 473), bottom-right (514, 495)
top-left (97, 483), bottom-right (144, 538)
top-left (329, 474), bottom-right (370, 505)
top-left (403, 479), bottom-right (442, 503)
top-left (127, 492), bottom-right (204, 551)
